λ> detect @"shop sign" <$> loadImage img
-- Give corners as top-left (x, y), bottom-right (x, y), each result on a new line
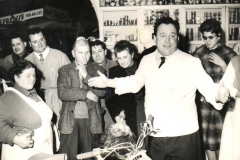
top-left (44, 5), bottom-right (69, 22)
top-left (0, 8), bottom-right (44, 24)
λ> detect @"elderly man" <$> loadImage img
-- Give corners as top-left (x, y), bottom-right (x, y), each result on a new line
top-left (57, 38), bottom-right (106, 160)
top-left (88, 17), bottom-right (229, 160)
top-left (4, 33), bottom-right (30, 70)
top-left (90, 40), bottom-right (118, 128)
top-left (25, 27), bottom-right (70, 126)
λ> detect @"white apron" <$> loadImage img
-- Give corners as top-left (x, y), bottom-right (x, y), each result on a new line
top-left (219, 98), bottom-right (240, 160)
top-left (1, 87), bottom-right (53, 160)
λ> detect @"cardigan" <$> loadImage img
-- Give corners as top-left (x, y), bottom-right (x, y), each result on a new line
top-left (0, 86), bottom-right (41, 146)
top-left (25, 47), bottom-right (70, 89)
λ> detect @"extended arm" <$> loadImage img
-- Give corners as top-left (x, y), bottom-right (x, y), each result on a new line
top-left (221, 61), bottom-right (240, 98)
top-left (191, 59), bottom-right (229, 110)
top-left (88, 58), bottom-right (146, 95)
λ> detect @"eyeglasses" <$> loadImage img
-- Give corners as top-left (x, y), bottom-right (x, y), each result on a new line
top-left (202, 35), bottom-right (217, 40)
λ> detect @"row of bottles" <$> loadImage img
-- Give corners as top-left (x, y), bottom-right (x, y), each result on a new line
top-left (100, 0), bottom-right (240, 7)
top-left (186, 27), bottom-right (202, 41)
top-left (229, 8), bottom-right (240, 23)
top-left (186, 11), bottom-right (221, 24)
top-left (144, 9), bottom-right (179, 25)
top-left (104, 15), bottom-right (137, 26)
top-left (229, 27), bottom-right (240, 40)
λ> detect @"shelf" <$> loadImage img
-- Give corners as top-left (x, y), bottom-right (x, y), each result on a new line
top-left (188, 41), bottom-right (205, 44)
top-left (99, 4), bottom-right (240, 9)
top-left (227, 40), bottom-right (240, 43)
top-left (97, 3), bottom-right (240, 53)
top-left (186, 23), bottom-right (202, 26)
top-left (103, 25), bottom-right (137, 27)
top-left (229, 24), bottom-right (240, 26)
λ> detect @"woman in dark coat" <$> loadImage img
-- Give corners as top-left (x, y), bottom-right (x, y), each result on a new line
top-left (106, 40), bottom-right (145, 137)
top-left (192, 19), bottom-right (237, 160)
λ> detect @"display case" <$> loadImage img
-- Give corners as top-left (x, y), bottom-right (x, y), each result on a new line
top-left (96, 2), bottom-right (240, 54)
top-left (226, 6), bottom-right (240, 48)
top-left (182, 5), bottom-right (225, 53)
top-left (99, 9), bottom-right (139, 51)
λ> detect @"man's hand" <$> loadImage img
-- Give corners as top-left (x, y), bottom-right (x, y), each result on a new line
top-left (88, 71), bottom-right (109, 88)
top-left (87, 90), bottom-right (99, 102)
top-left (216, 86), bottom-right (230, 103)
top-left (76, 64), bottom-right (87, 78)
top-left (13, 132), bottom-right (34, 149)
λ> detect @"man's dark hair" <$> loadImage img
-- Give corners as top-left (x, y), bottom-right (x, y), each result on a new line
top-left (9, 32), bottom-right (26, 43)
top-left (28, 27), bottom-right (44, 36)
top-left (153, 17), bottom-right (180, 36)
top-left (199, 19), bottom-right (222, 37)
top-left (90, 40), bottom-right (107, 51)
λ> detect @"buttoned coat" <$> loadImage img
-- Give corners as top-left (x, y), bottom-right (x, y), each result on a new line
top-left (57, 61), bottom-right (106, 134)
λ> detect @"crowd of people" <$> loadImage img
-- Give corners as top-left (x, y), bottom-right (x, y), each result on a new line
top-left (0, 17), bottom-right (238, 160)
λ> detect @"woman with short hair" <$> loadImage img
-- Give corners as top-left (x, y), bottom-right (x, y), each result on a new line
top-left (0, 59), bottom-right (54, 160)
top-left (193, 19), bottom-right (237, 160)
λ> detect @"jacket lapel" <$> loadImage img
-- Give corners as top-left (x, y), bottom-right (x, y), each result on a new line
top-left (68, 62), bottom-right (80, 88)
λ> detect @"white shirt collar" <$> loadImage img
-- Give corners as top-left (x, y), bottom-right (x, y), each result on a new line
top-left (34, 46), bottom-right (50, 60)
top-left (155, 49), bottom-right (178, 62)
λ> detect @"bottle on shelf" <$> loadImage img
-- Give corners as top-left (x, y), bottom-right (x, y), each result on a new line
top-left (100, 0), bottom-right (105, 7)
top-left (119, 0), bottom-right (125, 5)
top-left (238, 27), bottom-right (240, 40)
top-left (235, 8), bottom-right (239, 23)
top-left (186, 11), bottom-right (188, 24)
top-left (110, 0), bottom-right (116, 6)
top-left (217, 12), bottom-right (221, 23)
top-left (190, 28), bottom-right (193, 41)
top-left (204, 12), bottom-right (207, 21)
top-left (198, 27), bottom-right (202, 41)
top-left (230, 11), bottom-right (234, 23)
top-left (186, 28), bottom-right (190, 41)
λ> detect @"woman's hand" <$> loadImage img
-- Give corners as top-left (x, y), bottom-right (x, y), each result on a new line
top-left (13, 132), bottom-right (34, 149)
top-left (209, 53), bottom-right (227, 71)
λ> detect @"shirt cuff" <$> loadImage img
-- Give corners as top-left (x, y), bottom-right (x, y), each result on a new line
top-left (8, 129), bottom-right (18, 146)
top-left (115, 78), bottom-right (126, 95)
top-left (205, 83), bottom-right (223, 110)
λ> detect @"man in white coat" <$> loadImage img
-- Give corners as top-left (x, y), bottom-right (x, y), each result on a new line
top-left (88, 17), bottom-right (230, 160)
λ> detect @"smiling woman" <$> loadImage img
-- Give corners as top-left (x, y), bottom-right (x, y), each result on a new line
top-left (0, 59), bottom-right (54, 160)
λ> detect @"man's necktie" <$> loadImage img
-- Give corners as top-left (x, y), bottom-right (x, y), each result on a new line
top-left (39, 54), bottom-right (44, 62)
top-left (159, 57), bottom-right (165, 68)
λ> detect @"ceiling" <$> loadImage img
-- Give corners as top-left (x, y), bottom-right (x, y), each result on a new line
top-left (0, 0), bottom-right (99, 33)
top-left (0, 0), bottom-right (99, 58)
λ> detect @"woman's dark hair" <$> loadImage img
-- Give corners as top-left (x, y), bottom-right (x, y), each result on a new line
top-left (8, 59), bottom-right (39, 83)
top-left (114, 40), bottom-right (140, 62)
top-left (153, 17), bottom-right (180, 36)
top-left (114, 40), bottom-right (138, 55)
top-left (199, 19), bottom-right (222, 37)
